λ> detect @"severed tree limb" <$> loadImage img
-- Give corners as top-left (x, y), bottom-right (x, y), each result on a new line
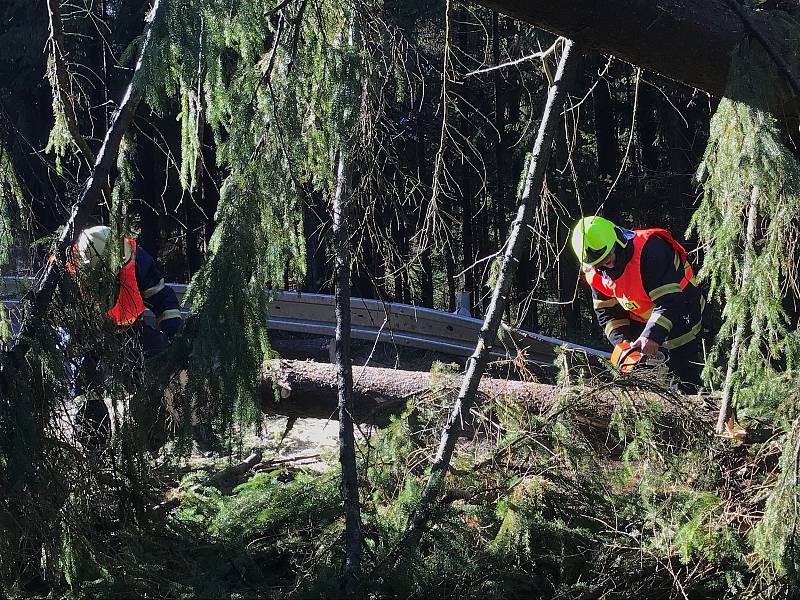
top-left (260, 360), bottom-right (720, 440)
top-left (155, 449), bottom-right (263, 512)
top-left (398, 39), bottom-right (581, 558)
top-left (1, 1), bottom-right (164, 392)
top-left (203, 449), bottom-right (263, 490)
top-left (262, 359), bottom-right (565, 424)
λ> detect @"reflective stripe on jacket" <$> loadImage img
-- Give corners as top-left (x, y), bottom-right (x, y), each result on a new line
top-left (583, 228), bottom-right (696, 323)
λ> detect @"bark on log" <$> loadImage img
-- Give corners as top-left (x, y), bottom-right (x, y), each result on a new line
top-left (261, 359), bottom-right (717, 430)
top-left (263, 359), bottom-right (556, 423)
top-left (470, 0), bottom-right (799, 106)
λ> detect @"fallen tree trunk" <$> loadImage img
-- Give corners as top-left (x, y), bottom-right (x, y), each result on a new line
top-left (262, 359), bottom-right (563, 423)
top-left (470, 0), bottom-right (799, 107)
top-left (204, 449), bottom-right (263, 490)
top-left (261, 359), bottom-right (718, 431)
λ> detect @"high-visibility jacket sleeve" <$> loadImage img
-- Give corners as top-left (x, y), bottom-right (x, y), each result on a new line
top-left (590, 286), bottom-right (632, 345)
top-left (134, 247), bottom-right (182, 337)
top-left (639, 236), bottom-right (700, 347)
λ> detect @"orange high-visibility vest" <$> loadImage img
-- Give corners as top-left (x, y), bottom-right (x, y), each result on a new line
top-left (583, 228), bottom-right (696, 323)
top-left (66, 238), bottom-right (145, 327)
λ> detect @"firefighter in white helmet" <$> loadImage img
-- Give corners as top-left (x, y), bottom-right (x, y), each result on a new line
top-left (67, 225), bottom-right (182, 447)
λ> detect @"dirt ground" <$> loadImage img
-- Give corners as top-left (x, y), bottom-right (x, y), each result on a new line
top-left (258, 416), bottom-right (342, 471)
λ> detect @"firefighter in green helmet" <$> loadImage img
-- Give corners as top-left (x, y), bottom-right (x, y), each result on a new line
top-left (570, 215), bottom-right (705, 392)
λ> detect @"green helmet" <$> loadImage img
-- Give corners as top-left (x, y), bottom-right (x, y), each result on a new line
top-left (570, 216), bottom-right (626, 267)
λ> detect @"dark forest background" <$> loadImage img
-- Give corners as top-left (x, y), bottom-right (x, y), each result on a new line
top-left (0, 0), bottom-right (714, 348)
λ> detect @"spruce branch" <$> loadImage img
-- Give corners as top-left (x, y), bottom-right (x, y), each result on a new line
top-left (46, 0), bottom-right (96, 168)
top-left (716, 186), bottom-right (758, 435)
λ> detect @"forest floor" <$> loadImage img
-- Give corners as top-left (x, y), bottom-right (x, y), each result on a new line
top-left (167, 416), bottom-right (347, 490)
top-left (249, 416), bottom-right (342, 471)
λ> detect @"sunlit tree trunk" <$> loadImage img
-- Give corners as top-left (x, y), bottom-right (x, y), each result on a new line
top-left (399, 38), bottom-right (581, 558)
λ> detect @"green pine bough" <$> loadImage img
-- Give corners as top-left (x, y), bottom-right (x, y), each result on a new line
top-left (690, 17), bottom-right (800, 422)
top-left (690, 10), bottom-right (800, 587)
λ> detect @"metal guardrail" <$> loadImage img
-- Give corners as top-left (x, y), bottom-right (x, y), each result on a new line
top-left (0, 276), bottom-right (609, 367)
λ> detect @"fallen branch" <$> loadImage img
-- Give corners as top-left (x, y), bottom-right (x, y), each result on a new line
top-left (155, 449), bottom-right (270, 513)
top-left (203, 449), bottom-right (263, 490)
top-left (399, 39), bottom-right (581, 557)
top-left (253, 453), bottom-right (322, 470)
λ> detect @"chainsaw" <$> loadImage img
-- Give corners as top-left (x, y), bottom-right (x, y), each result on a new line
top-left (610, 340), bottom-right (668, 373)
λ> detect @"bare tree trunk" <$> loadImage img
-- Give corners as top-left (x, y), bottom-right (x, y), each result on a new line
top-left (444, 247), bottom-right (457, 312)
top-left (415, 118), bottom-right (435, 308)
top-left (716, 187), bottom-right (759, 434)
top-left (492, 11), bottom-right (506, 246)
top-left (2, 0), bottom-right (164, 391)
top-left (100, 0), bottom-right (110, 131)
top-left (302, 187), bottom-right (328, 292)
top-left (592, 61), bottom-right (619, 180)
top-left (333, 21), bottom-right (362, 596)
top-left (333, 147), bottom-right (363, 596)
top-left (460, 171), bottom-right (475, 302)
top-left (420, 246), bottom-right (434, 308)
top-left (399, 39), bottom-right (581, 556)
top-left (636, 83), bottom-right (659, 173)
top-left (552, 108), bottom-right (580, 337)
top-left (665, 102), bottom-right (691, 209)
top-left (457, 7), bottom-right (475, 306)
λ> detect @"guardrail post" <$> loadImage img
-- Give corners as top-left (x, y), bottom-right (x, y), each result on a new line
top-left (454, 291), bottom-right (471, 317)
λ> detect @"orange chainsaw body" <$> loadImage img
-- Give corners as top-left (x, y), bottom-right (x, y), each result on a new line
top-left (610, 341), bottom-right (643, 373)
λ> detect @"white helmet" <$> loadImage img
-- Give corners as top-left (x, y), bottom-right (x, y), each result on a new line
top-left (75, 225), bottom-right (133, 267)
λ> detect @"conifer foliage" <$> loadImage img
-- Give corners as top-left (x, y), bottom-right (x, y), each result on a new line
top-left (154, 0), bottom-right (371, 438)
top-left (691, 20), bottom-right (800, 418)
